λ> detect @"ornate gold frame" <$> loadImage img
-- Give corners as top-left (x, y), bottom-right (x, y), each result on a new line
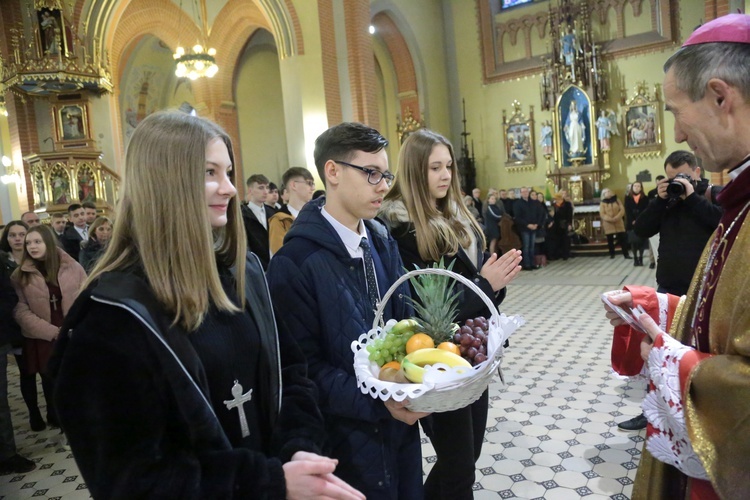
top-left (502, 101), bottom-right (535, 169)
top-left (622, 82), bottom-right (663, 159)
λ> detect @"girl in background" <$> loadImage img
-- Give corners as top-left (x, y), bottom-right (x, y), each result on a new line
top-left (624, 181), bottom-right (649, 266)
top-left (78, 216), bottom-right (112, 273)
top-left (12, 225), bottom-right (86, 430)
top-left (379, 129), bottom-right (521, 500)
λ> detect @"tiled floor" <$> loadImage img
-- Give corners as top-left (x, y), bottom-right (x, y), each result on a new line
top-left (1, 255), bottom-right (655, 499)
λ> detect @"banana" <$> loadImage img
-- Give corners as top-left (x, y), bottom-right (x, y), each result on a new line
top-left (389, 319), bottom-right (421, 336)
top-left (400, 348), bottom-right (472, 383)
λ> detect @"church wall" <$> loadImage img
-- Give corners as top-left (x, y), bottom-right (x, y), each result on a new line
top-left (447, 0), bottom-right (704, 199)
top-left (235, 34), bottom-right (289, 184)
top-left (0, 117), bottom-right (19, 223)
top-left (373, 37), bottom-right (401, 169)
top-left (370, 0), bottom-right (453, 144)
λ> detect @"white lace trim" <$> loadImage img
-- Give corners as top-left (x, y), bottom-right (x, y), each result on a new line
top-left (656, 293), bottom-right (669, 331)
top-left (643, 334), bottom-right (709, 480)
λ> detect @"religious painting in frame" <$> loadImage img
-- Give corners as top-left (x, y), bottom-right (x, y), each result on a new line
top-left (622, 82), bottom-right (662, 158)
top-left (502, 101), bottom-right (535, 169)
top-left (555, 85), bottom-right (595, 167)
top-left (56, 104), bottom-right (89, 142)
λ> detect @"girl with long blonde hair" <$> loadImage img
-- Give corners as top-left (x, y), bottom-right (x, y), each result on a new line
top-left (379, 129), bottom-right (522, 500)
top-left (49, 111), bottom-right (363, 500)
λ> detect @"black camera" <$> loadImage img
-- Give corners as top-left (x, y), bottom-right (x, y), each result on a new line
top-left (666, 173), bottom-right (697, 199)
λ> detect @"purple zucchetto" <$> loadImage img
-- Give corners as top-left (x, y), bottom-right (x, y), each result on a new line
top-left (683, 13), bottom-right (750, 47)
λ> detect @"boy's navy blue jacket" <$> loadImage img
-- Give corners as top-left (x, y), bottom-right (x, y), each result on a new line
top-left (266, 197), bottom-right (422, 500)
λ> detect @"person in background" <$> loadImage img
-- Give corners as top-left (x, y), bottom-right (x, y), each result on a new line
top-left (20, 212), bottom-right (40, 227)
top-left (82, 201), bottom-right (98, 225)
top-left (241, 174), bottom-right (277, 270)
top-left (267, 182), bottom-right (282, 210)
top-left (548, 192), bottom-right (573, 261)
top-left (12, 225), bottom-right (87, 431)
top-left (599, 188), bottom-right (630, 260)
top-left (0, 255), bottom-right (36, 476)
top-left (471, 187), bottom-right (483, 216)
top-left (502, 189), bottom-right (515, 216)
top-left (624, 181), bottom-right (649, 266)
top-left (529, 191), bottom-right (549, 268)
top-left (482, 193), bottom-right (504, 254)
top-left (50, 213), bottom-right (67, 248)
top-left (647, 175), bottom-right (666, 199)
top-left (514, 187), bottom-right (540, 270)
top-left (61, 203), bottom-right (88, 262)
top-left (49, 111), bottom-right (362, 499)
top-left (379, 128), bottom-right (521, 500)
top-left (268, 167), bottom-right (315, 255)
top-left (462, 195), bottom-right (482, 226)
top-left (78, 216), bottom-right (112, 274)
top-left (0, 221), bottom-right (47, 431)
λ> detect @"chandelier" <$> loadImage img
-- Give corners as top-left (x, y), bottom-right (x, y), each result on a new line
top-left (173, 0), bottom-right (217, 80)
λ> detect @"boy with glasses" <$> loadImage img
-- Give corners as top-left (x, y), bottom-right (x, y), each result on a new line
top-left (266, 122), bottom-right (425, 499)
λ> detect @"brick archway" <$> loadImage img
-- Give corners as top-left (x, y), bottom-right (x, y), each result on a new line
top-left (371, 11), bottom-right (420, 121)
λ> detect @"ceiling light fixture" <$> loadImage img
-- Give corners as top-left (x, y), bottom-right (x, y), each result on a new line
top-left (173, 0), bottom-right (218, 80)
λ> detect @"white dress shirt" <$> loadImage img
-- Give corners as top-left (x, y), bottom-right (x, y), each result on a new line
top-left (248, 201), bottom-right (267, 230)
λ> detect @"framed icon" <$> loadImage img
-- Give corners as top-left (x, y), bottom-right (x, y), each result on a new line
top-left (622, 82), bottom-right (662, 158)
top-left (502, 101), bottom-right (535, 169)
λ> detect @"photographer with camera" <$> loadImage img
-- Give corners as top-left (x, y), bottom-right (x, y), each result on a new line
top-left (634, 150), bottom-right (722, 296)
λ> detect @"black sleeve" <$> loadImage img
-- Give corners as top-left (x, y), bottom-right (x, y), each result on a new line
top-left (54, 305), bottom-right (288, 499)
top-left (0, 263), bottom-right (17, 322)
top-left (396, 237), bottom-right (504, 324)
top-left (633, 197), bottom-right (666, 238)
top-left (682, 192), bottom-right (723, 231)
top-left (513, 201), bottom-right (529, 227)
top-left (271, 310), bottom-right (326, 463)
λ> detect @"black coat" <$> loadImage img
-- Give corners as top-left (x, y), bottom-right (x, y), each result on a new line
top-left (513, 198), bottom-right (543, 232)
top-left (624, 194), bottom-right (649, 231)
top-left (61, 225), bottom-right (84, 262)
top-left (633, 186), bottom-right (722, 295)
top-left (49, 253), bottom-right (324, 499)
top-left (241, 203), bottom-right (277, 270)
top-left (266, 198), bottom-right (421, 499)
top-left (78, 239), bottom-right (105, 274)
top-left (0, 252), bottom-right (20, 347)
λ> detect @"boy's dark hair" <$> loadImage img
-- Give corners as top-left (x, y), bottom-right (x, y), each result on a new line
top-left (312, 189), bottom-right (326, 200)
top-left (68, 203), bottom-right (83, 213)
top-left (268, 182), bottom-right (278, 192)
top-left (664, 150), bottom-right (698, 170)
top-left (282, 166), bottom-right (313, 187)
top-left (313, 122), bottom-right (388, 186)
top-left (246, 174), bottom-right (270, 187)
top-left (655, 175), bottom-right (666, 182)
top-left (82, 201), bottom-right (96, 210)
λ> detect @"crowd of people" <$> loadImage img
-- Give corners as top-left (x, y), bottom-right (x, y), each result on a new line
top-left (1, 13), bottom-right (749, 500)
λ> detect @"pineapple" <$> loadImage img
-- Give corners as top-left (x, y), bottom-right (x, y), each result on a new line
top-left (407, 260), bottom-right (461, 344)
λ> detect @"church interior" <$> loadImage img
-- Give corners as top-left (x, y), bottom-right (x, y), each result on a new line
top-left (0, 0), bottom-right (741, 229)
top-left (0, 0), bottom-right (746, 498)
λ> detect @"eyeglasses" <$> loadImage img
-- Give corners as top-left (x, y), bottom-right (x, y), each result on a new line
top-left (334, 160), bottom-right (394, 187)
top-left (293, 179), bottom-right (316, 188)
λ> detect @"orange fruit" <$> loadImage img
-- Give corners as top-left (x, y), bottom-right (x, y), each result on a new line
top-left (406, 333), bottom-right (435, 354)
top-left (381, 361), bottom-right (401, 371)
top-left (437, 342), bottom-right (461, 356)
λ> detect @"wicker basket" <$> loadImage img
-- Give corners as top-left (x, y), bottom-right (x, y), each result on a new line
top-left (351, 268), bottom-right (524, 413)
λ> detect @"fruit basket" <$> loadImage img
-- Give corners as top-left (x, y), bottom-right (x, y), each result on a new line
top-left (351, 268), bottom-right (525, 413)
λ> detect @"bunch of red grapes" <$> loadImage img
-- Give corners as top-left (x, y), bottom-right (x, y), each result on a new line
top-left (453, 316), bottom-right (489, 366)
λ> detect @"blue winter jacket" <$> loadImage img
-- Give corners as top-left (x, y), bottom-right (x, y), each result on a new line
top-left (266, 198), bottom-right (423, 500)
